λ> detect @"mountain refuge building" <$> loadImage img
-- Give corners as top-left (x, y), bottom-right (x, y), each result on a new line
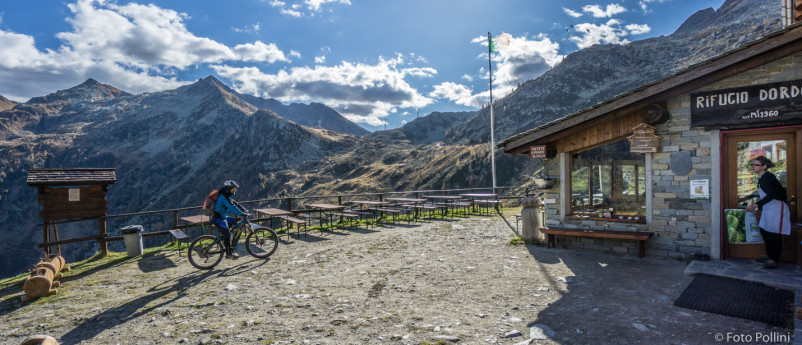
top-left (501, 22), bottom-right (802, 262)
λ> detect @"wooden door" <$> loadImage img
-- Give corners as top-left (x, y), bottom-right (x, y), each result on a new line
top-left (721, 127), bottom-right (800, 260)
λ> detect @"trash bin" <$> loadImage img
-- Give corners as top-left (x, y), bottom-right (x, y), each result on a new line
top-left (121, 225), bottom-right (144, 257)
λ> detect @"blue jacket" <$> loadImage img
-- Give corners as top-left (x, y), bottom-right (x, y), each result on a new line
top-left (214, 193), bottom-right (244, 219)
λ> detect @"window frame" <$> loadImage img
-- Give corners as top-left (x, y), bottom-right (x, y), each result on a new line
top-left (566, 139), bottom-right (647, 223)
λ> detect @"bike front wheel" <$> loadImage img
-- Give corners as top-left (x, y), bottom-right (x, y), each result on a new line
top-left (246, 226), bottom-right (279, 258)
top-left (188, 235), bottom-right (225, 270)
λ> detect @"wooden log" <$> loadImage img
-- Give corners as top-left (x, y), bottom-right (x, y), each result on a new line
top-left (19, 335), bottom-right (60, 345)
top-left (36, 255), bottom-right (69, 274)
top-left (21, 268), bottom-right (58, 301)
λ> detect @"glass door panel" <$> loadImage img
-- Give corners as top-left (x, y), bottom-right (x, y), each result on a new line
top-left (723, 130), bottom-right (798, 260)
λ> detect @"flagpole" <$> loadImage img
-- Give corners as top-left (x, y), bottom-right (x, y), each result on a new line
top-left (488, 32), bottom-right (497, 192)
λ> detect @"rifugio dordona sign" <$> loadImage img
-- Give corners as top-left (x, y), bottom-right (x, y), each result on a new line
top-left (690, 79), bottom-right (802, 130)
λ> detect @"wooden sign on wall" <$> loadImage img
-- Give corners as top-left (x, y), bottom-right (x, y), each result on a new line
top-left (38, 185), bottom-right (108, 222)
top-left (627, 123), bottom-right (660, 153)
top-left (529, 145), bottom-right (556, 159)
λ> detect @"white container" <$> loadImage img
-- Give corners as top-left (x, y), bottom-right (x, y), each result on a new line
top-left (121, 225), bottom-right (144, 257)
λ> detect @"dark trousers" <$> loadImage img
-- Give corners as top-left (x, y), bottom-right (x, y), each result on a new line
top-left (760, 227), bottom-right (782, 262)
top-left (211, 217), bottom-right (234, 253)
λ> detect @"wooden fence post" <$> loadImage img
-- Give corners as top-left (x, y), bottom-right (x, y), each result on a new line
top-left (98, 217), bottom-right (108, 256)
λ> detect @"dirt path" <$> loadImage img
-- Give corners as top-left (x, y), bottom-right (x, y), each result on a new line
top-left (0, 211), bottom-right (789, 344)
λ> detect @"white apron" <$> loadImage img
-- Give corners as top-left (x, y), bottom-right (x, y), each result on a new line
top-left (758, 185), bottom-right (792, 235)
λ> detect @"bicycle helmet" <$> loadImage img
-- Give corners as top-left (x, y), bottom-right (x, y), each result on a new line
top-left (223, 180), bottom-right (240, 189)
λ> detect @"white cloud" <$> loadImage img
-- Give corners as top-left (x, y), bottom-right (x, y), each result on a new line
top-left (233, 22), bottom-right (261, 33)
top-left (626, 23), bottom-right (651, 35)
top-left (281, 8), bottom-right (302, 17)
top-left (212, 54), bottom-right (434, 126)
top-left (234, 41), bottom-right (289, 63)
top-left (289, 50), bottom-right (302, 59)
top-left (272, 0), bottom-right (350, 17)
top-left (639, 0), bottom-right (668, 13)
top-left (582, 4), bottom-right (627, 18)
top-left (569, 19), bottom-right (633, 49)
top-left (305, 0), bottom-right (351, 11)
top-left (315, 55), bottom-right (326, 64)
top-left (401, 119), bottom-right (407, 124)
top-left (562, 7), bottom-right (582, 18)
top-left (0, 0), bottom-right (292, 101)
top-left (453, 33), bottom-right (563, 107)
top-left (429, 82), bottom-right (474, 106)
top-left (461, 74), bottom-right (473, 82)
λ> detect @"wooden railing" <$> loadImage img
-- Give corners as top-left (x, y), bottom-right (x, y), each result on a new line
top-left (36, 186), bottom-right (533, 253)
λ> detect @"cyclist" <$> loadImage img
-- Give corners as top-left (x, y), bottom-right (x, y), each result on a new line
top-left (211, 180), bottom-right (249, 259)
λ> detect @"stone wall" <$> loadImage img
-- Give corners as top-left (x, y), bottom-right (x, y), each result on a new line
top-left (537, 51), bottom-right (802, 259)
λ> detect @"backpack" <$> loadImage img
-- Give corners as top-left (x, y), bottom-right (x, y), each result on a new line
top-left (202, 190), bottom-right (220, 218)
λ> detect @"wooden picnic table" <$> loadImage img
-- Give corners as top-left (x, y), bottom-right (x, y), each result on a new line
top-left (349, 200), bottom-right (390, 207)
top-left (424, 195), bottom-right (463, 217)
top-left (253, 208), bottom-right (292, 217)
top-left (306, 203), bottom-right (346, 229)
top-left (179, 215), bottom-right (210, 225)
top-left (384, 197), bottom-right (427, 203)
top-left (459, 193), bottom-right (497, 198)
top-left (385, 197), bottom-right (428, 220)
top-left (254, 208), bottom-right (293, 230)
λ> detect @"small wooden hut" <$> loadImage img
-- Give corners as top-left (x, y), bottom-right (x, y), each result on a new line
top-left (27, 168), bottom-right (116, 256)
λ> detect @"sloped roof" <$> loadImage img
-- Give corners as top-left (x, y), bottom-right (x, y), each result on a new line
top-left (27, 168), bottom-right (117, 186)
top-left (500, 22), bottom-right (802, 155)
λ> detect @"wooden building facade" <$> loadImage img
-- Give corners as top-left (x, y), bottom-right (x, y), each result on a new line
top-left (501, 23), bottom-right (802, 260)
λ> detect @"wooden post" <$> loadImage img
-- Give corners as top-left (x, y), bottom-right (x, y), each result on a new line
top-left (98, 217), bottom-right (108, 256)
top-left (52, 223), bottom-right (61, 255)
top-left (286, 197), bottom-right (293, 229)
top-left (43, 224), bottom-right (50, 256)
top-left (337, 195), bottom-right (342, 205)
top-left (173, 211), bottom-right (179, 229)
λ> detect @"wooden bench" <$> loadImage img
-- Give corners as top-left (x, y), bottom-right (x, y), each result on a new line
top-left (169, 229), bottom-right (189, 256)
top-left (540, 227), bottom-right (654, 258)
top-left (298, 213), bottom-right (326, 222)
top-left (333, 212), bottom-right (360, 227)
top-left (280, 215), bottom-right (308, 237)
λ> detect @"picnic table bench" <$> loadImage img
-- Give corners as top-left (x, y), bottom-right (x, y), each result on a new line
top-left (540, 227), bottom-right (654, 258)
top-left (280, 215), bottom-right (308, 237)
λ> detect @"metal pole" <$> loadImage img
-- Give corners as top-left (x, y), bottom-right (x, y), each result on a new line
top-left (488, 32), bottom-right (497, 191)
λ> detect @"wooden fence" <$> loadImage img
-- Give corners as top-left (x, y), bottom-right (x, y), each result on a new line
top-left (36, 186), bottom-right (533, 254)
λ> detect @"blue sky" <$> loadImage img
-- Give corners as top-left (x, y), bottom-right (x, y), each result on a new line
top-left (0, 0), bottom-right (726, 131)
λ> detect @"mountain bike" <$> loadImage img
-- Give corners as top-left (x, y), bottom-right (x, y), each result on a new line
top-left (187, 214), bottom-right (278, 270)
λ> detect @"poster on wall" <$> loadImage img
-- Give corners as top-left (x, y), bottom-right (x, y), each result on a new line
top-left (690, 179), bottom-right (709, 199)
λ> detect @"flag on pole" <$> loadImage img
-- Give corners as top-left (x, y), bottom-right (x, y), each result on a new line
top-left (488, 33), bottom-right (510, 53)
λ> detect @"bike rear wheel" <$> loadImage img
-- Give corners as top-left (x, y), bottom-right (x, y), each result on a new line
top-left (246, 226), bottom-right (279, 258)
top-left (188, 235), bottom-right (225, 269)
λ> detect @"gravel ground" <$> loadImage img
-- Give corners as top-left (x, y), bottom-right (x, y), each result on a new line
top-left (0, 210), bottom-right (790, 345)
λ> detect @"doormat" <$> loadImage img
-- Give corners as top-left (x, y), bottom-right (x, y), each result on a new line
top-left (674, 274), bottom-right (794, 328)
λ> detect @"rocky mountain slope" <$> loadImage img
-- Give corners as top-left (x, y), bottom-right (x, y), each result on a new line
top-left (238, 93), bottom-right (370, 136)
top-left (0, 0), bottom-right (783, 279)
top-left (445, 0), bottom-right (782, 144)
top-left (0, 95), bottom-right (18, 112)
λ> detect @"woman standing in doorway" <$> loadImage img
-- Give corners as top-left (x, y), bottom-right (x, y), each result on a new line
top-left (745, 156), bottom-right (791, 269)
